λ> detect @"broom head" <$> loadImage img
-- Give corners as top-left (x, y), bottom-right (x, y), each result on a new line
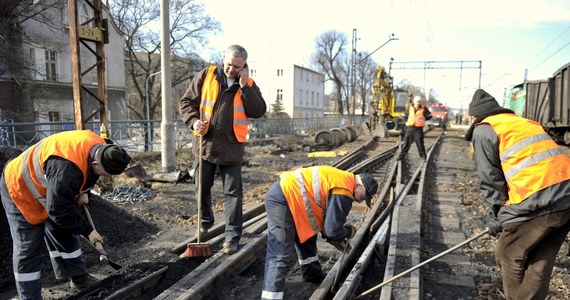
top-left (181, 243), bottom-right (213, 258)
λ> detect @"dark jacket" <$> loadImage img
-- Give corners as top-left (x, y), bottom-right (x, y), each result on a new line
top-left (44, 155), bottom-right (99, 237)
top-left (178, 65), bottom-right (266, 165)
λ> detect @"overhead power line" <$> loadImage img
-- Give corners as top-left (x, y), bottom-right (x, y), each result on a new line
top-left (529, 25), bottom-right (570, 72)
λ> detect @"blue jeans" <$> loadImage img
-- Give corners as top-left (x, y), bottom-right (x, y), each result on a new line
top-left (1, 176), bottom-right (86, 300)
top-left (262, 181), bottom-right (322, 300)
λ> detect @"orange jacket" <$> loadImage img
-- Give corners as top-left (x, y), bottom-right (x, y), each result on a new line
top-left (3, 130), bottom-right (104, 224)
top-left (279, 166), bottom-right (355, 243)
top-left (405, 105), bottom-right (426, 127)
top-left (201, 65), bottom-right (253, 142)
top-left (483, 114), bottom-right (570, 204)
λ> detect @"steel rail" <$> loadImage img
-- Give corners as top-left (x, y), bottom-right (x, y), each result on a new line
top-left (111, 136), bottom-right (397, 300)
top-left (311, 132), bottom-right (443, 300)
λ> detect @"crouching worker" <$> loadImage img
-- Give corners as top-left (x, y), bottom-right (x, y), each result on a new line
top-left (261, 165), bottom-right (379, 300)
top-left (0, 130), bottom-right (131, 299)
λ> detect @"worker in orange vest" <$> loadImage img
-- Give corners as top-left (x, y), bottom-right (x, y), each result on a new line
top-left (261, 166), bottom-right (379, 300)
top-left (179, 44), bottom-right (266, 255)
top-left (467, 88), bottom-right (570, 299)
top-left (396, 95), bottom-right (432, 161)
top-left (0, 130), bottom-right (131, 299)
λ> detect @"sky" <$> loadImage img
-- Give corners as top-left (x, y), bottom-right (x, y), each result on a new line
top-left (195, 0), bottom-right (570, 110)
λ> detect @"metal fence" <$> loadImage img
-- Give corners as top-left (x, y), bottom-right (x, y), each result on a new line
top-left (0, 115), bottom-right (369, 151)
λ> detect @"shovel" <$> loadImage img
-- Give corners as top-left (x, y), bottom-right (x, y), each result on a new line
top-left (82, 205), bottom-right (123, 270)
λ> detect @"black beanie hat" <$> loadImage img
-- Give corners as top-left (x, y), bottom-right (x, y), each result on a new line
top-left (95, 144), bottom-right (131, 175)
top-left (359, 173), bottom-right (378, 208)
top-left (469, 89), bottom-right (500, 117)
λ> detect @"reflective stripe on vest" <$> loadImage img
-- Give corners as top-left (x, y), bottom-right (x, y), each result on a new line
top-left (200, 65), bottom-right (253, 142)
top-left (4, 130), bottom-right (104, 224)
top-left (21, 140), bottom-right (47, 204)
top-left (294, 167), bottom-right (321, 233)
top-left (482, 114), bottom-right (570, 205)
top-left (279, 166), bottom-right (355, 243)
top-left (405, 105), bottom-right (426, 127)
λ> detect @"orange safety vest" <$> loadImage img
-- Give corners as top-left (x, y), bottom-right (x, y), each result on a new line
top-left (482, 114), bottom-right (570, 205)
top-left (279, 166), bottom-right (355, 243)
top-left (3, 130), bottom-right (105, 224)
top-left (405, 105), bottom-right (426, 127)
top-left (200, 65), bottom-right (254, 142)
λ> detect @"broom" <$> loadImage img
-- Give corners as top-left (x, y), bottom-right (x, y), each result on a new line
top-left (182, 117), bottom-right (213, 258)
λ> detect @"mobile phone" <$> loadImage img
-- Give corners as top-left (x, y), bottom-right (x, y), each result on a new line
top-left (238, 63), bottom-right (248, 79)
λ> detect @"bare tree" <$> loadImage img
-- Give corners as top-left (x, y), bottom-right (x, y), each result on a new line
top-left (355, 52), bottom-right (377, 115)
top-left (108, 0), bottom-right (220, 121)
top-left (311, 30), bottom-right (347, 115)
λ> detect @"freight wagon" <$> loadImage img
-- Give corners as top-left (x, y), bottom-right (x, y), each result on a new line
top-left (505, 62), bottom-right (570, 144)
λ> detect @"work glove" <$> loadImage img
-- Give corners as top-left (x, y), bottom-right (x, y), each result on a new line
top-left (328, 239), bottom-right (352, 253)
top-left (487, 218), bottom-right (503, 238)
top-left (344, 224), bottom-right (357, 239)
top-left (88, 230), bottom-right (104, 247)
top-left (76, 193), bottom-right (89, 206)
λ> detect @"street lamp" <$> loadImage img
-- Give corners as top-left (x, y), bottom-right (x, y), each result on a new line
top-left (351, 33), bottom-right (398, 123)
top-left (357, 33), bottom-right (399, 64)
top-left (145, 70), bottom-right (161, 151)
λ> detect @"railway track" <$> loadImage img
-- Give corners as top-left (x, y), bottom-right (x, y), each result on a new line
top-left (3, 129), bottom-right (567, 299)
top-left (101, 127), bottom-right (481, 300)
top-left (14, 126), bottom-right (505, 300)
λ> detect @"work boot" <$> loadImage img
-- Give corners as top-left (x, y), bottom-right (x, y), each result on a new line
top-left (199, 222), bottom-right (213, 235)
top-left (70, 273), bottom-right (98, 290)
top-left (222, 241), bottom-right (238, 255)
top-left (304, 271), bottom-right (325, 283)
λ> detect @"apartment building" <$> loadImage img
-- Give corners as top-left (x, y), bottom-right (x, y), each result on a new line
top-left (0, 1), bottom-right (126, 129)
top-left (249, 61), bottom-right (325, 118)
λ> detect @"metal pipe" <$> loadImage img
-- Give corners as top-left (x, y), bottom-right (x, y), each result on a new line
top-left (357, 228), bottom-right (490, 298)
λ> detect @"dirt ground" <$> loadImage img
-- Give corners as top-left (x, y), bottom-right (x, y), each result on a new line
top-left (1, 128), bottom-right (569, 299)
top-left (0, 136), bottom-right (339, 300)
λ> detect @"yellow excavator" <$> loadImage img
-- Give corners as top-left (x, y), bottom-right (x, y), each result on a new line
top-left (369, 66), bottom-right (410, 137)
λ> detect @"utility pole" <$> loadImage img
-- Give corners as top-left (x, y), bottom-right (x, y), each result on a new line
top-left (67, 0), bottom-right (109, 132)
top-left (351, 28), bottom-right (357, 124)
top-left (160, 0), bottom-right (175, 172)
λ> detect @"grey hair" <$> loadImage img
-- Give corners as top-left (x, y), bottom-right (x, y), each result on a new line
top-left (225, 44), bottom-right (248, 61)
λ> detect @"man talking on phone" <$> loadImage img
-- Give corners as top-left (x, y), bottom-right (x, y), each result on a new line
top-left (179, 44), bottom-right (267, 255)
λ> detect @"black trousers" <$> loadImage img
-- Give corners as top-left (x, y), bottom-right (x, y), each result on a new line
top-left (398, 126), bottom-right (426, 159)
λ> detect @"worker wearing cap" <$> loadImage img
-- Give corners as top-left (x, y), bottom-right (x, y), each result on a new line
top-left (261, 165), bottom-right (379, 300)
top-left (467, 89), bottom-right (570, 299)
top-left (0, 130), bottom-right (131, 299)
top-left (396, 95), bottom-right (432, 161)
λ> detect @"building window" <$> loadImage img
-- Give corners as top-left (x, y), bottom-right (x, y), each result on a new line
top-left (276, 89), bottom-right (283, 101)
top-left (48, 111), bottom-right (60, 122)
top-left (277, 69), bottom-right (283, 76)
top-left (29, 48), bottom-right (36, 70)
top-left (45, 50), bottom-right (57, 81)
top-left (80, 3), bottom-right (92, 25)
top-left (311, 91), bottom-right (314, 105)
top-left (48, 111), bottom-right (61, 133)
